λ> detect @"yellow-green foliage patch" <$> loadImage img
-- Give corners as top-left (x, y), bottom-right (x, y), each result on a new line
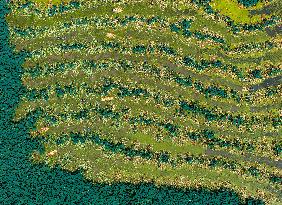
top-left (210, 0), bottom-right (268, 24)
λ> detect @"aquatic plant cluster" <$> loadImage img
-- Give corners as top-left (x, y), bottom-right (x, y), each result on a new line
top-left (3, 0), bottom-right (282, 204)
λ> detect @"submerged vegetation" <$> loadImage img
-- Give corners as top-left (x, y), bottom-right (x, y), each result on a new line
top-left (5, 0), bottom-right (282, 204)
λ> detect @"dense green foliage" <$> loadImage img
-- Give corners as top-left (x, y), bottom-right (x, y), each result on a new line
top-left (2, 0), bottom-right (281, 204)
top-left (1, 1), bottom-right (268, 204)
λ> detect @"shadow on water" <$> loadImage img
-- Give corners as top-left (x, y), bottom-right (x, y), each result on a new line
top-left (0, 1), bottom-right (267, 204)
top-left (249, 0), bottom-right (282, 17)
top-left (249, 75), bottom-right (282, 92)
top-left (205, 148), bottom-right (282, 170)
top-left (249, 1), bottom-right (282, 37)
top-left (265, 25), bottom-right (282, 37)
top-left (249, 5), bottom-right (272, 15)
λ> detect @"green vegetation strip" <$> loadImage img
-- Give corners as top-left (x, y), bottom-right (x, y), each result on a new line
top-left (20, 58), bottom-right (281, 123)
top-left (15, 82), bottom-right (279, 160)
top-left (13, 15), bottom-right (280, 83)
top-left (39, 139), bottom-right (281, 204)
